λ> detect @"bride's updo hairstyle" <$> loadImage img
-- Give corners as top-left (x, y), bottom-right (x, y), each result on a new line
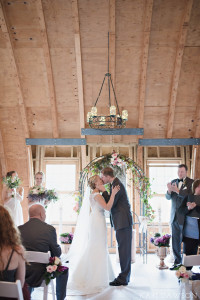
top-left (88, 175), bottom-right (99, 190)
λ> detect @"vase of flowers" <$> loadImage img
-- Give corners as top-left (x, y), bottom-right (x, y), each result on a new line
top-left (60, 233), bottom-right (73, 254)
top-left (44, 256), bottom-right (68, 285)
top-left (150, 233), bottom-right (171, 269)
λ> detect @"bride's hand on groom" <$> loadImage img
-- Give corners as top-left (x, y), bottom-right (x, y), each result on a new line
top-left (112, 185), bottom-right (120, 196)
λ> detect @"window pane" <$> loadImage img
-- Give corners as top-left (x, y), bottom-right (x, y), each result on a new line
top-left (148, 163), bottom-right (179, 223)
top-left (46, 164), bottom-right (76, 191)
top-left (149, 165), bottom-right (178, 194)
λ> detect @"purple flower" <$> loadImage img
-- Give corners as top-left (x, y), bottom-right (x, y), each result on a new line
top-left (150, 237), bottom-right (154, 243)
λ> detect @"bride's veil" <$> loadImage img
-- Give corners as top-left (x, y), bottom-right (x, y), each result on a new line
top-left (66, 185), bottom-right (91, 263)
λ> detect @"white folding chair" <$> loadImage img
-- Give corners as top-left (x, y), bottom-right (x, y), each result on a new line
top-left (182, 254), bottom-right (200, 267)
top-left (25, 251), bottom-right (56, 300)
top-left (0, 280), bottom-right (24, 300)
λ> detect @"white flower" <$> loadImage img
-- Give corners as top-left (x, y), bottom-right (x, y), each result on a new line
top-left (54, 257), bottom-right (61, 265)
top-left (32, 189), bottom-right (38, 194)
top-left (179, 266), bottom-right (186, 273)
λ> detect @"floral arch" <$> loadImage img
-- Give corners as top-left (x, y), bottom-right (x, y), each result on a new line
top-left (76, 152), bottom-right (155, 221)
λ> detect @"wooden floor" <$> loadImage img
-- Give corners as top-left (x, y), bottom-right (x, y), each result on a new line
top-left (31, 254), bottom-right (189, 300)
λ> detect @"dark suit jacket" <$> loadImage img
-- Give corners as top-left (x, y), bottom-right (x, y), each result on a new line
top-left (178, 194), bottom-right (200, 222)
top-left (165, 177), bottom-right (194, 225)
top-left (102, 177), bottom-right (133, 231)
top-left (19, 218), bottom-right (61, 287)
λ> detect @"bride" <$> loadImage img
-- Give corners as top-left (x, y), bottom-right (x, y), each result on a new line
top-left (67, 175), bottom-right (120, 295)
top-left (2, 171), bottom-right (24, 226)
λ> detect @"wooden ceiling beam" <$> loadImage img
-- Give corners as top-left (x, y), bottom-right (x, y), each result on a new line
top-left (166, 0), bottom-right (193, 139)
top-left (36, 0), bottom-right (59, 138)
top-left (0, 1), bottom-right (29, 138)
top-left (138, 0), bottom-right (154, 129)
top-left (71, 0), bottom-right (86, 168)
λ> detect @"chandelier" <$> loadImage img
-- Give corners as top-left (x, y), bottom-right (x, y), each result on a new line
top-left (87, 33), bottom-right (128, 129)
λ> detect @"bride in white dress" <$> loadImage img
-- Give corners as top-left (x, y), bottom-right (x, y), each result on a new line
top-left (2, 171), bottom-right (24, 226)
top-left (67, 175), bottom-right (120, 295)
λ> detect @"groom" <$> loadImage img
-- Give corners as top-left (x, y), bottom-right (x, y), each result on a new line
top-left (99, 167), bottom-right (133, 286)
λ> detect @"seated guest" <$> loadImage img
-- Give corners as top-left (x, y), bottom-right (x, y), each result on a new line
top-left (18, 204), bottom-right (68, 300)
top-left (178, 179), bottom-right (200, 269)
top-left (0, 205), bottom-right (27, 297)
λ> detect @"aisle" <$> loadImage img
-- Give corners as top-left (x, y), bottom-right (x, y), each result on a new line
top-left (32, 254), bottom-right (182, 300)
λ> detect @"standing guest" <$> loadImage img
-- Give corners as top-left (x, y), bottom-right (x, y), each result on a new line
top-left (2, 171), bottom-right (24, 226)
top-left (100, 167), bottom-right (133, 286)
top-left (165, 164), bottom-right (194, 270)
top-left (178, 179), bottom-right (200, 269)
top-left (18, 204), bottom-right (68, 300)
top-left (0, 205), bottom-right (27, 297)
top-left (28, 171), bottom-right (46, 206)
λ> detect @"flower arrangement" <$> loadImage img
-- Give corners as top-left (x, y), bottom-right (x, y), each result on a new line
top-left (2, 175), bottom-right (22, 198)
top-left (175, 265), bottom-right (191, 283)
top-left (150, 233), bottom-right (171, 247)
top-left (28, 187), bottom-right (58, 208)
top-left (82, 151), bottom-right (155, 222)
top-left (44, 256), bottom-right (68, 285)
top-left (60, 233), bottom-right (74, 244)
top-left (72, 191), bottom-right (82, 214)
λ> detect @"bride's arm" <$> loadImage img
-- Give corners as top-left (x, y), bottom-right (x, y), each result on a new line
top-left (94, 186), bottom-right (120, 211)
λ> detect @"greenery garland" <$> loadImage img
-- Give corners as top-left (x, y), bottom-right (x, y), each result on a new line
top-left (76, 152), bottom-right (155, 222)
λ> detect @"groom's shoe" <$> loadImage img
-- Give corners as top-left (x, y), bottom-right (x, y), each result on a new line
top-left (109, 279), bottom-right (128, 286)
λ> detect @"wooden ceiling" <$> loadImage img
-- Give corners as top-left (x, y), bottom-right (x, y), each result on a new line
top-left (0, 0), bottom-right (200, 146)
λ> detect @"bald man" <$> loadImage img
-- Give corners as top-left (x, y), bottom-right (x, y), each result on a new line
top-left (19, 204), bottom-right (68, 300)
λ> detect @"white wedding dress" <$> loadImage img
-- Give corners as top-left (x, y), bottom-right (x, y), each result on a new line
top-left (67, 192), bottom-right (115, 295)
top-left (4, 189), bottom-right (24, 226)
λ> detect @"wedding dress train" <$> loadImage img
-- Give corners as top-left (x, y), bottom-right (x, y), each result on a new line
top-left (67, 192), bottom-right (115, 295)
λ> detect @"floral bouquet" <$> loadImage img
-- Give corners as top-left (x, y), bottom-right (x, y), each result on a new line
top-left (150, 233), bottom-right (171, 247)
top-left (175, 265), bottom-right (192, 283)
top-left (28, 186), bottom-right (47, 203)
top-left (3, 175), bottom-right (22, 197)
top-left (44, 256), bottom-right (68, 285)
top-left (60, 233), bottom-right (74, 244)
top-left (44, 189), bottom-right (59, 207)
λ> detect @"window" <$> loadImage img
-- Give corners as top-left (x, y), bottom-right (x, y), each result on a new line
top-left (147, 160), bottom-right (181, 223)
top-left (44, 161), bottom-right (79, 227)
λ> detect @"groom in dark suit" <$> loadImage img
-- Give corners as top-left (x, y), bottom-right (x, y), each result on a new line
top-left (99, 167), bottom-right (133, 286)
top-left (18, 204), bottom-right (68, 300)
top-left (165, 164), bottom-right (194, 270)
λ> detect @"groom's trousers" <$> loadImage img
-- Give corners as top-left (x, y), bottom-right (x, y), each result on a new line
top-left (116, 226), bottom-right (132, 284)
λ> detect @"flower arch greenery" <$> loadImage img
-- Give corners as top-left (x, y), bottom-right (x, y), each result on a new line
top-left (74, 152), bottom-right (155, 221)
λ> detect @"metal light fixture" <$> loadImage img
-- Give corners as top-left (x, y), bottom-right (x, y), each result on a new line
top-left (87, 33), bottom-right (128, 129)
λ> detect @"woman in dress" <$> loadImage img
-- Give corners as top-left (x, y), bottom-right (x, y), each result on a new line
top-left (179, 179), bottom-right (200, 268)
top-left (28, 171), bottom-right (46, 206)
top-left (2, 171), bottom-right (24, 226)
top-left (67, 175), bottom-right (120, 295)
top-left (0, 205), bottom-right (27, 297)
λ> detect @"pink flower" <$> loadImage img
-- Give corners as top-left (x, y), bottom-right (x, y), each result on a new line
top-left (52, 265), bottom-right (57, 272)
top-left (112, 153), bottom-right (118, 158)
top-left (183, 273), bottom-right (189, 278)
top-left (175, 271), bottom-right (181, 278)
top-left (46, 266), bottom-right (54, 273)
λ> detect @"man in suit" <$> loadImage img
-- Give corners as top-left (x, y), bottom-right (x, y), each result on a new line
top-left (18, 204), bottom-right (68, 300)
top-left (98, 167), bottom-right (133, 286)
top-left (165, 164), bottom-right (194, 270)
